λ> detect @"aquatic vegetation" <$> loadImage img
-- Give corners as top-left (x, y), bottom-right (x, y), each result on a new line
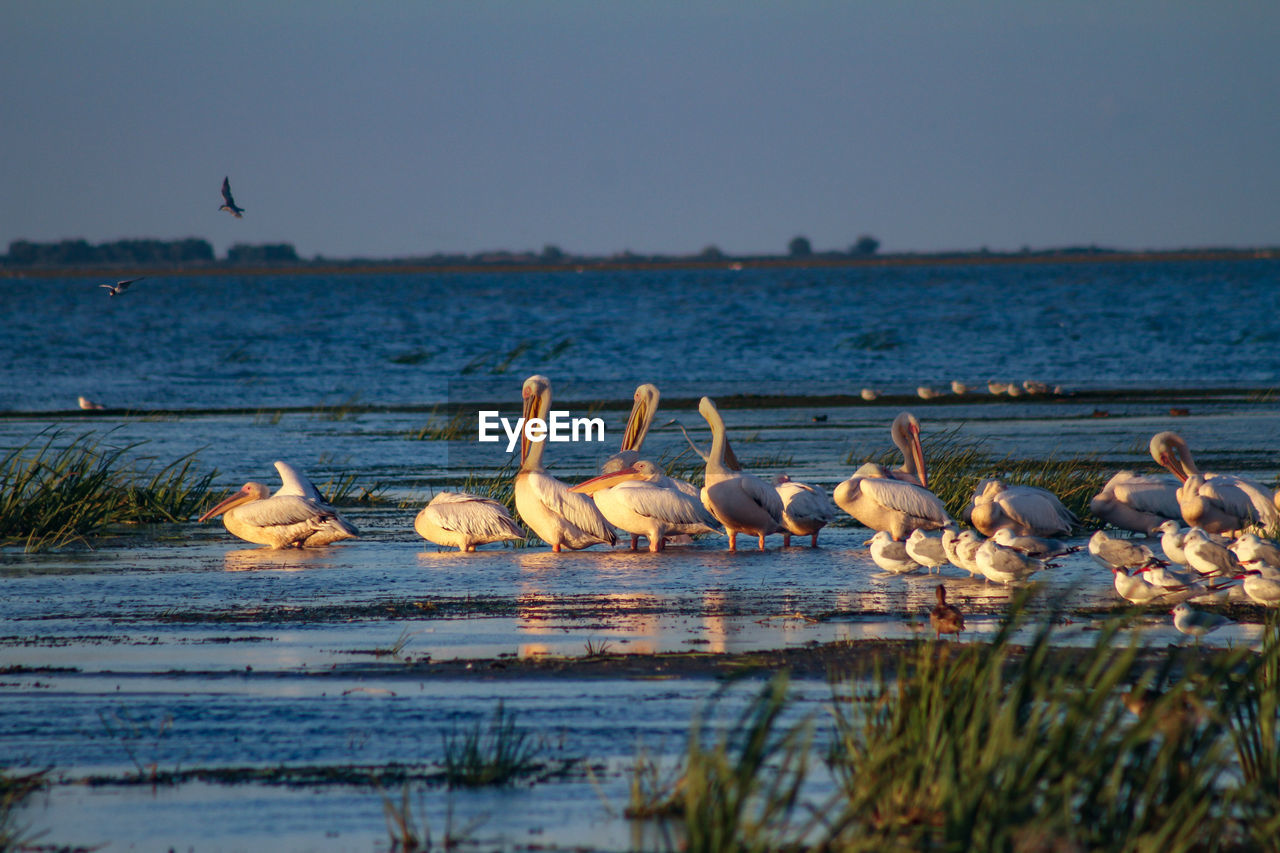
top-left (407, 408), bottom-right (471, 441)
top-left (319, 471), bottom-right (389, 505)
top-left (0, 431), bottom-right (216, 552)
top-left (629, 596), bottom-right (1280, 851)
top-left (441, 702), bottom-right (544, 787)
top-left (0, 769), bottom-right (48, 851)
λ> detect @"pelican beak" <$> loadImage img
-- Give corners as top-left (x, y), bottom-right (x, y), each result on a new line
top-left (570, 466), bottom-right (642, 495)
top-left (197, 488), bottom-right (253, 522)
top-left (620, 398), bottom-right (648, 453)
top-left (520, 386), bottom-right (539, 464)
top-left (910, 427), bottom-right (928, 489)
top-left (1160, 452), bottom-right (1188, 482)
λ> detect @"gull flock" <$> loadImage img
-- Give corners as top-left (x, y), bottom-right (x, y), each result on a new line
top-left (193, 376), bottom-right (1280, 639)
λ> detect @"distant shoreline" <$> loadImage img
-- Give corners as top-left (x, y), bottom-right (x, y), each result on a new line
top-left (2, 246), bottom-right (1276, 279)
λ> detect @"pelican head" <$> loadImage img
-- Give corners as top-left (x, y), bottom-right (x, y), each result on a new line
top-left (1150, 431), bottom-right (1197, 482)
top-left (197, 482), bottom-right (270, 521)
top-left (571, 459), bottom-right (663, 495)
top-left (520, 375), bottom-right (552, 466)
top-left (621, 384), bottom-right (659, 453)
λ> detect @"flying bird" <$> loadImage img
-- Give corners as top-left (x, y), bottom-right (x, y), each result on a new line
top-left (219, 176), bottom-right (245, 217)
top-left (99, 277), bottom-right (143, 297)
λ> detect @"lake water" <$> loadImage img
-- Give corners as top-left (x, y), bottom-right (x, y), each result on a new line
top-left (3, 258), bottom-right (1279, 851)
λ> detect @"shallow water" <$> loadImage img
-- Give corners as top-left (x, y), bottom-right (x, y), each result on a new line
top-left (4, 260), bottom-right (1280, 850)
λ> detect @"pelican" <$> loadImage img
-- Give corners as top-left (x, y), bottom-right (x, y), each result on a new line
top-left (1150, 431), bottom-right (1279, 535)
top-left (1089, 471), bottom-right (1182, 535)
top-left (77, 396), bottom-right (105, 410)
top-left (99, 277), bottom-right (143, 297)
top-left (774, 475), bottom-right (836, 547)
top-left (219, 176), bottom-right (244, 217)
top-left (1171, 602), bottom-right (1232, 641)
top-left (697, 397), bottom-right (783, 550)
top-left (930, 585), bottom-right (964, 639)
top-left (833, 413), bottom-right (952, 540)
top-left (570, 460), bottom-right (719, 552)
top-left (866, 530), bottom-right (923, 574)
top-left (966, 478), bottom-right (1078, 538)
top-left (513, 375), bottom-right (615, 552)
top-left (600, 384), bottom-right (660, 474)
top-left (415, 492), bottom-right (524, 551)
top-left (197, 463), bottom-right (359, 548)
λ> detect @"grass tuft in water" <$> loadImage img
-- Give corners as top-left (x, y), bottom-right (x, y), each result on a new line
top-left (0, 430), bottom-right (216, 551)
top-left (0, 768), bottom-right (49, 851)
top-left (441, 702), bottom-right (543, 788)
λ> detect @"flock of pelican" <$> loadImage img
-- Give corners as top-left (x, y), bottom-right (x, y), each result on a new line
top-left (195, 376), bottom-right (1280, 625)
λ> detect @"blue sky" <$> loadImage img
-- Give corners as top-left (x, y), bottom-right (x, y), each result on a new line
top-left (2, 1), bottom-right (1277, 259)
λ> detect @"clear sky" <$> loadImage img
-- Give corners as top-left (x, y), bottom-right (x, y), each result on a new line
top-left (3, 1), bottom-right (1277, 259)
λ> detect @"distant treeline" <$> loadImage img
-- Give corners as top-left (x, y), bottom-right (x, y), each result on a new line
top-left (3, 238), bottom-right (298, 267)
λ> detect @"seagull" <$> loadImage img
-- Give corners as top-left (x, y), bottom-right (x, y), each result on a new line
top-left (77, 396), bottom-right (105, 410)
top-left (905, 527), bottom-right (952, 573)
top-left (100, 277), bottom-right (143, 297)
top-left (866, 530), bottom-right (924, 574)
top-left (219, 176), bottom-right (245, 218)
top-left (929, 584), bottom-right (965, 639)
top-left (1171, 602), bottom-right (1233, 642)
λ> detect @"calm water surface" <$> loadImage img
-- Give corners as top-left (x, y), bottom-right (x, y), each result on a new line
top-left (3, 259), bottom-right (1279, 851)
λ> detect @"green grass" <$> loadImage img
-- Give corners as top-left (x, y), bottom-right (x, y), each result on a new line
top-left (629, 594), bottom-right (1280, 851)
top-left (441, 702), bottom-right (544, 788)
top-left (0, 430), bottom-right (216, 552)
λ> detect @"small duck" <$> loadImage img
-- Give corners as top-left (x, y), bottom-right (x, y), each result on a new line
top-left (929, 584), bottom-right (964, 639)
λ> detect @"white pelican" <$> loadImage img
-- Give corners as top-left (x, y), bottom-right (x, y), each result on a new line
top-left (600, 384), bottom-right (660, 474)
top-left (966, 478), bottom-right (1077, 538)
top-left (866, 530), bottom-right (922, 574)
top-left (99, 277), bottom-right (143, 297)
top-left (975, 539), bottom-right (1046, 585)
top-left (1089, 471), bottom-right (1182, 535)
top-left (415, 492), bottom-right (524, 551)
top-left (219, 176), bottom-right (244, 217)
top-left (513, 375), bottom-right (616, 552)
top-left (930, 585), bottom-right (964, 639)
top-left (833, 413), bottom-right (951, 540)
top-left (1171, 602), bottom-right (1232, 640)
top-left (197, 464), bottom-right (359, 548)
top-left (774, 475), bottom-right (836, 547)
top-left (570, 460), bottom-right (719, 552)
top-left (697, 397), bottom-right (783, 551)
top-left (1150, 431), bottom-right (1279, 535)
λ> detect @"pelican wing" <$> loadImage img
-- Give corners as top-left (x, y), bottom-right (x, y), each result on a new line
top-left (1107, 473), bottom-right (1182, 518)
top-left (425, 493), bottom-right (522, 539)
top-left (234, 494), bottom-right (332, 529)
top-left (614, 481), bottom-right (719, 527)
top-left (997, 492), bottom-right (1074, 536)
top-left (1200, 478), bottom-right (1272, 526)
top-left (273, 461), bottom-right (327, 503)
top-left (778, 482), bottom-right (836, 525)
top-left (735, 473), bottom-right (785, 523)
top-left (860, 478), bottom-right (951, 525)
top-left (524, 471), bottom-right (615, 544)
